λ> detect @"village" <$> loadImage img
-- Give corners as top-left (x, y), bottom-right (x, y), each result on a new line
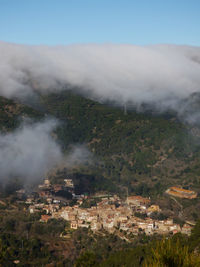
top-left (19, 178), bottom-right (194, 239)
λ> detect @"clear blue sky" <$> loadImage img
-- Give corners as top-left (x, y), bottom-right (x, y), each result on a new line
top-left (0, 0), bottom-right (199, 46)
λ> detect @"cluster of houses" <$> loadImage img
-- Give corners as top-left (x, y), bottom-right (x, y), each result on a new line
top-left (24, 178), bottom-right (193, 237)
top-left (53, 196), bottom-right (192, 236)
top-left (37, 178), bottom-right (74, 196)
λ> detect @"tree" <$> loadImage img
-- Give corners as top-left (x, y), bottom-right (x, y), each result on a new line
top-left (75, 251), bottom-right (98, 267)
top-left (143, 238), bottom-right (200, 267)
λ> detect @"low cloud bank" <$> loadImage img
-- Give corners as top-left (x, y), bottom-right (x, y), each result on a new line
top-left (0, 42), bottom-right (200, 116)
top-left (1, 42), bottom-right (200, 184)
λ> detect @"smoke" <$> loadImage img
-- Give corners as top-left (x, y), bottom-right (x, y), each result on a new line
top-left (0, 119), bottom-right (91, 184)
top-left (1, 42), bottom-right (200, 117)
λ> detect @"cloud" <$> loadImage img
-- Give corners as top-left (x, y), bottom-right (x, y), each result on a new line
top-left (0, 119), bottom-right (62, 183)
top-left (1, 42), bottom-right (200, 184)
top-left (0, 42), bottom-right (200, 118)
top-left (64, 144), bottom-right (92, 168)
top-left (0, 118), bottom-right (91, 184)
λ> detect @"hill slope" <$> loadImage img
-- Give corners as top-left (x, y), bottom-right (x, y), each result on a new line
top-left (39, 91), bottom-right (200, 196)
top-left (1, 91), bottom-right (200, 199)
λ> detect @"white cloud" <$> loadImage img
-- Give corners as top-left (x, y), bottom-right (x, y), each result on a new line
top-left (0, 119), bottom-right (62, 182)
top-left (0, 42), bottom-right (200, 105)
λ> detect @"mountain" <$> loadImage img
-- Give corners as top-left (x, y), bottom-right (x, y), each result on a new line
top-left (0, 95), bottom-right (44, 132)
top-left (1, 90), bottom-right (200, 265)
top-left (40, 90), bottom-right (200, 196)
top-left (1, 90), bottom-right (200, 210)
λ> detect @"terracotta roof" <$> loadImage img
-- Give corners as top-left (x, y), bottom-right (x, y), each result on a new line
top-left (167, 189), bottom-right (197, 198)
top-left (170, 187), bottom-right (195, 194)
top-left (127, 196), bottom-right (150, 202)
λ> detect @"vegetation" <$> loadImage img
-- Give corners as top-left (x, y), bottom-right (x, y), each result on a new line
top-left (2, 91), bottom-right (200, 198)
top-left (0, 96), bottom-right (43, 132)
top-left (0, 196), bottom-right (200, 265)
top-left (1, 90), bottom-right (200, 264)
top-left (143, 238), bottom-right (200, 267)
top-left (39, 90), bottom-right (200, 198)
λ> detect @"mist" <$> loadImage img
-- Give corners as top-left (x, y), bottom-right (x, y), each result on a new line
top-left (0, 119), bottom-right (62, 183)
top-left (0, 42), bottom-right (200, 118)
top-left (1, 42), bottom-right (200, 185)
top-left (0, 119), bottom-right (91, 184)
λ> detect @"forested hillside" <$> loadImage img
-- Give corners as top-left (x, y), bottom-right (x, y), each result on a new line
top-left (1, 90), bottom-right (200, 198)
top-left (1, 91), bottom-right (200, 265)
top-left (39, 91), bottom-right (200, 196)
top-left (0, 96), bottom-right (43, 132)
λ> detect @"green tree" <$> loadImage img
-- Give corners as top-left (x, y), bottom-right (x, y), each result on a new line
top-left (143, 238), bottom-right (200, 267)
top-left (75, 251), bottom-right (98, 267)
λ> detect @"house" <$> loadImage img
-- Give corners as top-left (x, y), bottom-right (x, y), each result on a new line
top-left (44, 179), bottom-right (50, 187)
top-left (39, 190), bottom-right (51, 198)
top-left (64, 179), bottom-right (74, 188)
top-left (77, 210), bottom-right (90, 220)
top-left (16, 189), bottom-right (25, 198)
top-left (78, 223), bottom-right (89, 229)
top-left (118, 216), bottom-right (128, 223)
top-left (40, 215), bottom-right (51, 223)
top-left (127, 196), bottom-right (150, 206)
top-left (147, 205), bottom-right (161, 215)
top-left (86, 214), bottom-right (98, 223)
top-left (181, 224), bottom-right (192, 235)
top-left (25, 198), bottom-right (34, 204)
top-left (103, 219), bottom-right (114, 231)
top-left (60, 210), bottom-right (69, 220)
top-left (129, 225), bottom-right (139, 235)
top-left (53, 199), bottom-right (60, 204)
top-left (47, 198), bottom-right (53, 204)
top-left (53, 184), bottom-right (63, 192)
top-left (68, 214), bottom-right (76, 221)
top-left (29, 205), bottom-right (36, 214)
top-left (120, 222), bottom-right (130, 231)
top-left (77, 199), bottom-right (83, 205)
top-left (169, 224), bottom-right (181, 232)
top-left (145, 228), bottom-right (154, 235)
top-left (91, 221), bottom-right (102, 231)
top-left (71, 221), bottom-right (78, 229)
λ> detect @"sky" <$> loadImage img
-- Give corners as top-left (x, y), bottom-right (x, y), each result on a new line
top-left (0, 0), bottom-right (200, 46)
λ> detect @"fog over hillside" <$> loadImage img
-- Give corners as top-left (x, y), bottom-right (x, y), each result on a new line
top-left (1, 42), bottom-right (200, 183)
top-left (0, 118), bottom-right (91, 183)
top-left (0, 119), bottom-right (61, 183)
top-left (0, 42), bottom-right (200, 115)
